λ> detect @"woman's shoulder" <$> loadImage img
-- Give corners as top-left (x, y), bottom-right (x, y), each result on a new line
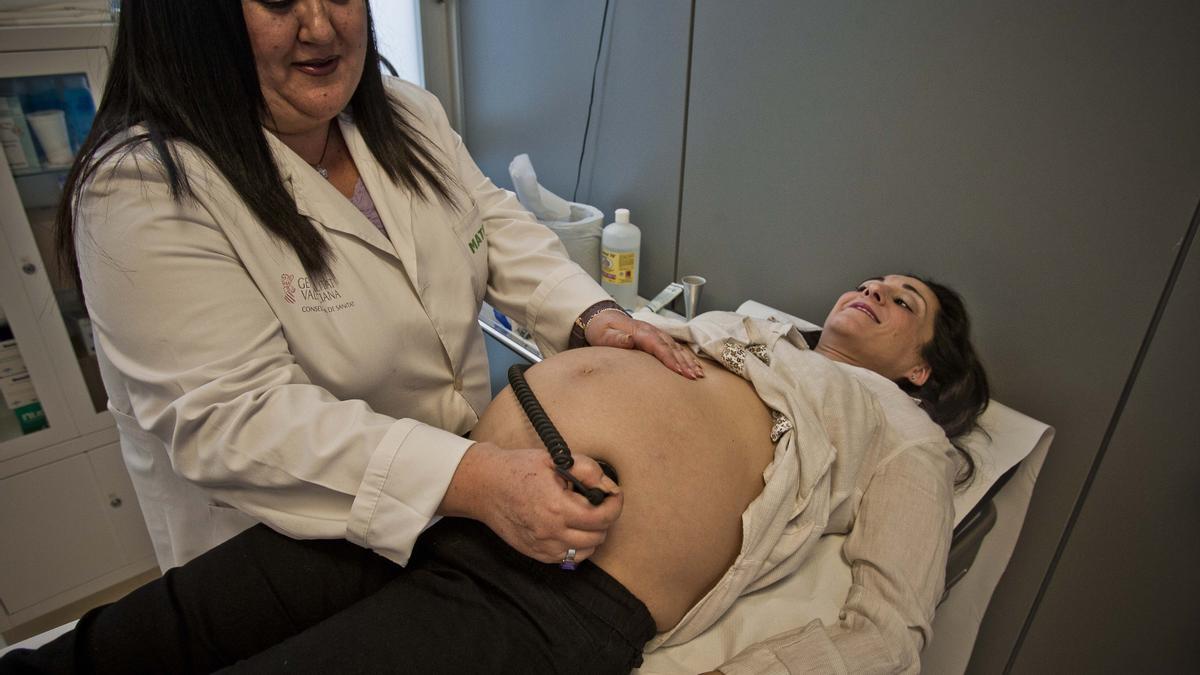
top-left (84, 125), bottom-right (223, 190)
top-left (76, 125), bottom-right (237, 241)
top-left (835, 363), bottom-right (948, 446)
top-left (381, 76), bottom-right (446, 122)
top-left (378, 76), bottom-right (461, 149)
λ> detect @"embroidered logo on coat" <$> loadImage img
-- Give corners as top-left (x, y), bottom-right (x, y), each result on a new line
top-left (282, 272), bottom-right (356, 314)
top-left (467, 223), bottom-right (486, 254)
top-left (281, 274), bottom-right (297, 304)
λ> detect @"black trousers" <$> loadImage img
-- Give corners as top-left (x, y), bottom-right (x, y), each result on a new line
top-left (0, 518), bottom-right (655, 675)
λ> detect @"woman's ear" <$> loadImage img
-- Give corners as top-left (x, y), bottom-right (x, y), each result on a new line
top-left (906, 363), bottom-right (931, 387)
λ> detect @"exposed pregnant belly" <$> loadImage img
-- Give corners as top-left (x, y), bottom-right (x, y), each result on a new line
top-left (470, 347), bottom-right (777, 631)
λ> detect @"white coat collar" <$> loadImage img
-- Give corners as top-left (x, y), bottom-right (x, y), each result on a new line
top-left (264, 117), bottom-right (421, 288)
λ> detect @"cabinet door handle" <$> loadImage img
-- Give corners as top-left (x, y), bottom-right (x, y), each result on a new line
top-left (109, 495), bottom-right (123, 508)
top-left (22, 262), bottom-right (37, 275)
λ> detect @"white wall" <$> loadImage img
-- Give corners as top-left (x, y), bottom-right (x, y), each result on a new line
top-left (372, 0), bottom-right (423, 85)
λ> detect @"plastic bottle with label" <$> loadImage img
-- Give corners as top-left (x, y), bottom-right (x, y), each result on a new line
top-left (600, 208), bottom-right (641, 309)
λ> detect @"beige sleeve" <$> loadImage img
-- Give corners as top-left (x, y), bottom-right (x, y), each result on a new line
top-left (719, 447), bottom-right (956, 675)
top-left (402, 83), bottom-right (610, 356)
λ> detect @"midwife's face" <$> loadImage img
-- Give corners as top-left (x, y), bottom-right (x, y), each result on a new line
top-left (821, 275), bottom-right (939, 383)
top-left (242, 0), bottom-right (369, 134)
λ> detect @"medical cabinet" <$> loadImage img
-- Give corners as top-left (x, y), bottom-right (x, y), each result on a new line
top-left (0, 21), bottom-right (155, 642)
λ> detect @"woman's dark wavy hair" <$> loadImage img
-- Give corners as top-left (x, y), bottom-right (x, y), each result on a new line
top-left (56, 0), bottom-right (456, 284)
top-left (896, 277), bottom-right (990, 487)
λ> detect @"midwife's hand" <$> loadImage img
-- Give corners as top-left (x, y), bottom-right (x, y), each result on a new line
top-left (585, 311), bottom-right (705, 379)
top-left (440, 442), bottom-right (622, 564)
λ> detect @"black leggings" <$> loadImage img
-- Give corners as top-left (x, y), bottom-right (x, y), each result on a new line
top-left (0, 518), bottom-right (655, 675)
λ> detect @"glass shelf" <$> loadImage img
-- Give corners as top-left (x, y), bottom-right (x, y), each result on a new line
top-left (14, 169), bottom-right (68, 210)
top-left (12, 164), bottom-right (71, 179)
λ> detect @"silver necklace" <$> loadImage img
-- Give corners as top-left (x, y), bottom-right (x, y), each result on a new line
top-left (311, 122), bottom-right (333, 179)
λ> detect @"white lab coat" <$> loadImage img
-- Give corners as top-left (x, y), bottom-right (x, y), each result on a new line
top-left (77, 79), bottom-right (608, 570)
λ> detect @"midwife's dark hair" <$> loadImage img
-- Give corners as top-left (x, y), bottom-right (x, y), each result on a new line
top-left (56, 0), bottom-right (456, 284)
top-left (896, 277), bottom-right (990, 486)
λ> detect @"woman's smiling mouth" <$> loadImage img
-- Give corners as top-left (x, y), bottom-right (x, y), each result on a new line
top-left (849, 302), bottom-right (879, 323)
top-left (294, 56), bottom-right (339, 76)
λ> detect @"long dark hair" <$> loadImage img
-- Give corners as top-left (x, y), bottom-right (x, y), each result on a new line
top-left (56, 0), bottom-right (456, 284)
top-left (896, 277), bottom-right (990, 486)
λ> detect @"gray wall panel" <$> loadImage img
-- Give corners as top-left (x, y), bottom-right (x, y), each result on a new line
top-left (1012, 227), bottom-right (1199, 672)
top-left (459, 0), bottom-right (608, 191)
top-left (677, 1), bottom-right (1200, 670)
top-left (458, 0), bottom-right (690, 297)
top-left (572, 0), bottom-right (691, 297)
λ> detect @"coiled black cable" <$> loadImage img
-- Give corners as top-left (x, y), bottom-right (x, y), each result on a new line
top-left (507, 364), bottom-right (617, 505)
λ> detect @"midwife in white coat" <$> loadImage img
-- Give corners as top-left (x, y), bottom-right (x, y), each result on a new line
top-left (58, 0), bottom-right (702, 570)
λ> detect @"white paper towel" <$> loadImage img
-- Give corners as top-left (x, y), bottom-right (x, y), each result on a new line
top-left (509, 154), bottom-right (603, 280)
top-left (508, 153), bottom-right (571, 221)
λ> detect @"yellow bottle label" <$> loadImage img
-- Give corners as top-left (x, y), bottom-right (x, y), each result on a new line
top-left (601, 250), bottom-right (636, 284)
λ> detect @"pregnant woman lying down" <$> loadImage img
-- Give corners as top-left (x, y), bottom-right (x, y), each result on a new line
top-left (1, 275), bottom-right (989, 675)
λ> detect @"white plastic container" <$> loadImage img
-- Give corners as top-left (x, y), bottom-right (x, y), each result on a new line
top-left (26, 109), bottom-right (73, 166)
top-left (600, 208), bottom-right (641, 309)
top-left (0, 97), bottom-right (41, 173)
top-left (539, 202), bottom-right (603, 281)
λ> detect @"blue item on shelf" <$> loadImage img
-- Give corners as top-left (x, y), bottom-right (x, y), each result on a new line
top-left (61, 86), bottom-right (95, 151)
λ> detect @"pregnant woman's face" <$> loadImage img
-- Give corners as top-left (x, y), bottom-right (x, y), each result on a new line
top-left (819, 275), bottom-right (939, 384)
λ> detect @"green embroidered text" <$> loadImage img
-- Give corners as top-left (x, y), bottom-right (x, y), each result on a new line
top-left (468, 224), bottom-right (486, 253)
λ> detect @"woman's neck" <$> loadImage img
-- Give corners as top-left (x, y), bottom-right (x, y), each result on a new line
top-left (272, 119), bottom-right (336, 166)
top-left (812, 342), bottom-right (866, 370)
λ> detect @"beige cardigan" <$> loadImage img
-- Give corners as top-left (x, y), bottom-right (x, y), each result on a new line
top-left (639, 311), bottom-right (957, 674)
